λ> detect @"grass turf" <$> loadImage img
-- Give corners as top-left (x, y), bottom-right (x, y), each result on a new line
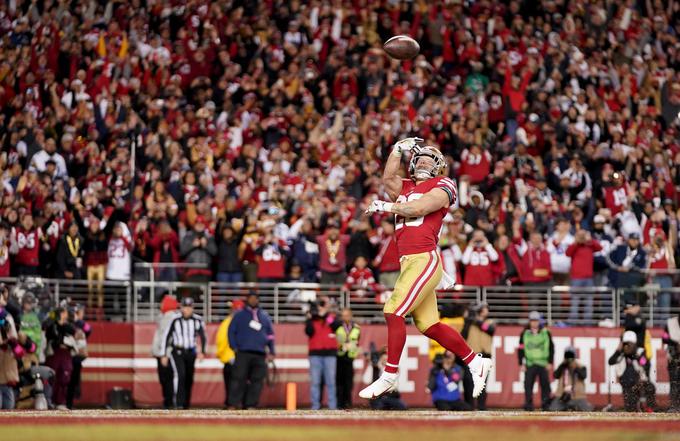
top-left (6, 424), bottom-right (680, 441)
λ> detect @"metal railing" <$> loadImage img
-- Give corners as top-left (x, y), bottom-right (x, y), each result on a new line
top-left (2, 276), bottom-right (679, 326)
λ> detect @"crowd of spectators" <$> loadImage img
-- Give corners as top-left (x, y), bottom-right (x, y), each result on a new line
top-left (1, 0), bottom-right (680, 319)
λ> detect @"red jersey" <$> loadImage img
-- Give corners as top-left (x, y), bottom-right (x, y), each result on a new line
top-left (12, 227), bottom-right (42, 267)
top-left (649, 247), bottom-right (672, 271)
top-left (461, 244), bottom-right (499, 286)
top-left (460, 149), bottom-right (491, 184)
top-left (643, 221), bottom-right (667, 246)
top-left (603, 185), bottom-right (628, 215)
top-left (394, 177), bottom-right (457, 257)
top-left (256, 240), bottom-right (288, 280)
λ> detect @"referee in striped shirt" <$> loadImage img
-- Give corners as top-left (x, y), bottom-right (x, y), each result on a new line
top-left (160, 297), bottom-right (206, 409)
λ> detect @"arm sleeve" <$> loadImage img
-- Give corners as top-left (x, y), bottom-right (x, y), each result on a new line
top-left (574, 366), bottom-right (587, 380)
top-left (553, 363), bottom-right (566, 379)
top-left (197, 318), bottom-right (207, 354)
top-left (159, 317), bottom-right (175, 356)
top-left (427, 368), bottom-right (438, 392)
top-left (265, 314), bottom-right (275, 355)
top-left (485, 244), bottom-right (499, 262)
top-left (435, 177), bottom-right (457, 206)
top-left (608, 350), bottom-right (623, 366)
top-left (228, 313), bottom-right (239, 351)
top-left (461, 245), bottom-right (473, 265)
top-left (518, 330), bottom-right (525, 365)
top-left (548, 331), bottom-right (555, 364)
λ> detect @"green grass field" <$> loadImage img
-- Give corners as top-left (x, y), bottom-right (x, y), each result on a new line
top-left (3, 410), bottom-right (680, 441)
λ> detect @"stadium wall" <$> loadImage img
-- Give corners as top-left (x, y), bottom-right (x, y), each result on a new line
top-left (79, 323), bottom-right (670, 408)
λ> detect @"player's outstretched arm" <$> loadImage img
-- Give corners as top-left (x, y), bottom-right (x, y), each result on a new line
top-left (383, 149), bottom-right (403, 202)
top-left (383, 137), bottom-right (423, 201)
top-left (366, 188), bottom-right (450, 217)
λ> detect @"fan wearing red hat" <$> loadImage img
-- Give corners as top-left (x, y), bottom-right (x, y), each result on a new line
top-left (216, 299), bottom-right (245, 407)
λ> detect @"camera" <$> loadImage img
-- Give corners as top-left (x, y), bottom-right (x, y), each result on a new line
top-left (308, 299), bottom-right (327, 317)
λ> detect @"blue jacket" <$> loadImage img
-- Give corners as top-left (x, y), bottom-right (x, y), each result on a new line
top-left (228, 306), bottom-right (275, 355)
top-left (291, 235), bottom-right (319, 282)
top-left (607, 244), bottom-right (647, 288)
top-left (428, 366), bottom-right (463, 403)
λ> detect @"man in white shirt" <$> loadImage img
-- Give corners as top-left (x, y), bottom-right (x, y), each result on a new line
top-left (29, 138), bottom-right (68, 177)
top-left (547, 218), bottom-right (575, 285)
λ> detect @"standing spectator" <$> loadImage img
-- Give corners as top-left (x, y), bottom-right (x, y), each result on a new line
top-left (549, 347), bottom-right (592, 411)
top-left (228, 293), bottom-right (275, 409)
top-left (460, 145), bottom-right (492, 185)
top-left (517, 232), bottom-right (553, 310)
top-left (461, 230), bottom-right (499, 286)
top-left (55, 223), bottom-right (84, 280)
top-left (290, 218), bottom-right (320, 282)
top-left (317, 223), bottom-right (350, 285)
top-left (0, 307), bottom-right (18, 409)
top-left (372, 219), bottom-right (400, 289)
top-left (160, 297), bottom-right (206, 409)
top-left (66, 305), bottom-right (91, 409)
top-left (151, 294), bottom-right (179, 409)
top-left (547, 218), bottom-right (574, 285)
top-left (648, 232), bottom-right (676, 325)
top-left (10, 214), bottom-right (45, 276)
top-left (44, 307), bottom-right (75, 411)
top-left (591, 215), bottom-right (614, 287)
top-left (462, 302), bottom-right (495, 410)
top-left (335, 308), bottom-right (360, 409)
top-left (73, 208), bottom-right (124, 318)
top-left (609, 331), bottom-right (656, 412)
top-left (607, 233), bottom-right (647, 305)
top-left (566, 230), bottom-right (602, 325)
top-left (106, 222), bottom-right (133, 313)
top-left (215, 219), bottom-right (247, 283)
top-left (305, 295), bottom-right (340, 410)
top-left (255, 230), bottom-right (289, 282)
top-left (216, 299), bottom-right (245, 408)
top-left (0, 224), bottom-right (9, 277)
top-left (427, 351), bottom-right (471, 411)
top-left (519, 311), bottom-right (554, 411)
top-left (344, 256), bottom-right (381, 303)
top-left (148, 220), bottom-right (180, 288)
top-left (29, 138), bottom-right (68, 177)
top-left (663, 312), bottom-right (680, 411)
top-left (180, 220), bottom-right (217, 294)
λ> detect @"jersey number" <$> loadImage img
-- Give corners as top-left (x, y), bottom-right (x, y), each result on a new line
top-left (395, 193), bottom-right (424, 230)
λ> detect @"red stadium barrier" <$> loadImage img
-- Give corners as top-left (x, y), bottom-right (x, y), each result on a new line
top-left (80, 323), bottom-right (670, 408)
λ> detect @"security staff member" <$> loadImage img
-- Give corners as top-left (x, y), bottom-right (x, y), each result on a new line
top-left (336, 308), bottom-right (360, 409)
top-left (228, 292), bottom-right (275, 409)
top-left (160, 297), bottom-right (206, 409)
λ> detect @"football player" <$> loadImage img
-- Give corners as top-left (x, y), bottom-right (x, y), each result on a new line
top-left (360, 137), bottom-right (492, 400)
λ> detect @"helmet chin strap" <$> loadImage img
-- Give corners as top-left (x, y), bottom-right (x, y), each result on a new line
top-left (413, 168), bottom-right (433, 180)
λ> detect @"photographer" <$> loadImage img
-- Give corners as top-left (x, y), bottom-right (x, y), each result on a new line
top-left (462, 302), bottom-right (495, 410)
top-left (549, 346), bottom-right (592, 411)
top-left (0, 307), bottom-right (19, 409)
top-left (44, 307), bottom-right (75, 410)
top-left (427, 351), bottom-right (471, 411)
top-left (608, 331), bottom-right (656, 412)
top-left (663, 312), bottom-right (680, 411)
top-left (305, 295), bottom-right (341, 410)
top-left (180, 219), bottom-right (217, 292)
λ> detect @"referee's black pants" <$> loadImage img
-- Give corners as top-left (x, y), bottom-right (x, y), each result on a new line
top-left (228, 351), bottom-right (267, 409)
top-left (170, 348), bottom-right (196, 409)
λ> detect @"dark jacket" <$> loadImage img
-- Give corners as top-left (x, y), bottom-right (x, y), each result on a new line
top-left (228, 306), bottom-right (275, 355)
top-left (216, 219), bottom-right (247, 274)
top-left (55, 234), bottom-right (85, 278)
top-left (607, 244), bottom-right (647, 288)
top-left (291, 234), bottom-right (320, 282)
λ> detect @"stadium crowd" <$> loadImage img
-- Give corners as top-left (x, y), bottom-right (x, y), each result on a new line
top-left (2, 0), bottom-right (680, 314)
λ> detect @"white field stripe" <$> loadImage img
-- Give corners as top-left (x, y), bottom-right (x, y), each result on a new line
top-left (395, 251), bottom-right (437, 316)
top-left (82, 357), bottom-right (358, 370)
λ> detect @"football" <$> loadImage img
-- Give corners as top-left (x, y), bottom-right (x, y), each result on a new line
top-left (383, 35), bottom-right (420, 60)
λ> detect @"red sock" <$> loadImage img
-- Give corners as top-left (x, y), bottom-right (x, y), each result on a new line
top-left (384, 313), bottom-right (406, 374)
top-left (423, 322), bottom-right (476, 364)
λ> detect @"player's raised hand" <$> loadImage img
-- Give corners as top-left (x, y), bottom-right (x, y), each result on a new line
top-left (393, 137), bottom-right (423, 155)
top-left (365, 200), bottom-right (394, 215)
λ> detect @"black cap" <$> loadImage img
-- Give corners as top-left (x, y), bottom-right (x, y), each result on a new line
top-left (181, 297), bottom-right (194, 307)
top-left (628, 232), bottom-right (641, 240)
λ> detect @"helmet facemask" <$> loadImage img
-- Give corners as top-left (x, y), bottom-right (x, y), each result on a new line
top-left (409, 146), bottom-right (445, 180)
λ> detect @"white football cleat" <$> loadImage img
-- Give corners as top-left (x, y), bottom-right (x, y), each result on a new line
top-left (468, 354), bottom-right (493, 398)
top-left (359, 372), bottom-right (398, 399)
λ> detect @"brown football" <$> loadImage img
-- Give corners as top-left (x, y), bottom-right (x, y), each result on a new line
top-left (383, 35), bottom-right (420, 60)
